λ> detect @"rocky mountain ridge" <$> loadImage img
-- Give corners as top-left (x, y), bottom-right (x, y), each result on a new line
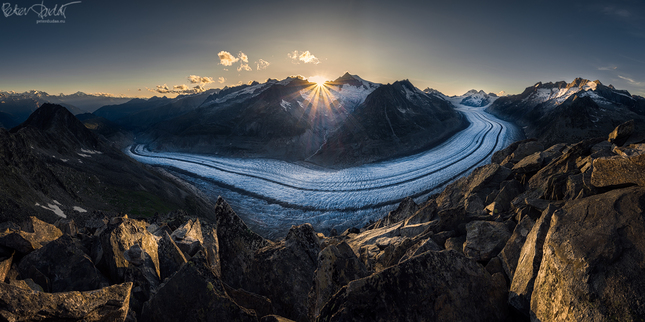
top-left (486, 77), bottom-right (645, 146)
top-left (0, 103), bottom-right (215, 224)
top-left (2, 116), bottom-right (645, 321)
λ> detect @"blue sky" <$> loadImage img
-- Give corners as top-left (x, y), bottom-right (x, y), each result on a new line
top-left (1, 0), bottom-right (644, 97)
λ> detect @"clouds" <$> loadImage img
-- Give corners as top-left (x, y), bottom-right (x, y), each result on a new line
top-left (218, 51), bottom-right (239, 66)
top-left (219, 50), bottom-right (268, 73)
top-left (237, 63), bottom-right (252, 72)
top-left (598, 66), bottom-right (618, 71)
top-left (188, 75), bottom-right (214, 84)
top-left (618, 75), bottom-right (641, 85)
top-left (218, 77), bottom-right (226, 83)
top-left (149, 74), bottom-right (219, 94)
top-left (602, 6), bottom-right (631, 18)
top-left (256, 59), bottom-right (270, 70)
top-left (288, 50), bottom-right (320, 64)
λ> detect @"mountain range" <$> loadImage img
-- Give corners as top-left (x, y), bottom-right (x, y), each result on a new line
top-left (0, 91), bottom-right (134, 129)
top-left (0, 103), bottom-right (214, 224)
top-left (486, 77), bottom-right (645, 146)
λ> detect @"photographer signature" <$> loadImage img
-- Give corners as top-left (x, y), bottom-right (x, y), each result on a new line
top-left (2, 1), bottom-right (81, 19)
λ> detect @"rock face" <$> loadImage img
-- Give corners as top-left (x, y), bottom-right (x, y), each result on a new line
top-left (317, 250), bottom-right (507, 322)
top-left (214, 197), bottom-right (269, 289)
top-left (463, 221), bottom-right (511, 262)
top-left (0, 281), bottom-right (132, 321)
top-left (18, 234), bottom-right (109, 292)
top-left (0, 216), bottom-right (62, 254)
top-left (140, 256), bottom-right (258, 322)
top-left (309, 242), bottom-right (368, 319)
top-left (509, 205), bottom-right (558, 316)
top-left (244, 224), bottom-right (321, 322)
top-left (530, 187), bottom-right (645, 321)
top-left (591, 143), bottom-right (645, 187)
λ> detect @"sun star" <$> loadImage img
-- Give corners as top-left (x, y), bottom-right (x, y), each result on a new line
top-left (308, 75), bottom-right (329, 87)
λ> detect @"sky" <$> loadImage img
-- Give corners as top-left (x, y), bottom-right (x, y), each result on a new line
top-left (0, 0), bottom-right (644, 98)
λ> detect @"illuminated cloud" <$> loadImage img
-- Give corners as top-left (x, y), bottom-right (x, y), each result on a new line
top-left (218, 51), bottom-right (239, 66)
top-left (237, 63), bottom-right (252, 72)
top-left (288, 50), bottom-right (320, 64)
top-left (174, 84), bottom-right (189, 91)
top-left (618, 75), bottom-right (641, 85)
top-left (155, 84), bottom-right (171, 93)
top-left (238, 52), bottom-right (248, 63)
top-left (188, 75), bottom-right (214, 84)
top-left (598, 66), bottom-right (618, 71)
top-left (218, 77), bottom-right (226, 83)
top-left (256, 59), bottom-right (270, 70)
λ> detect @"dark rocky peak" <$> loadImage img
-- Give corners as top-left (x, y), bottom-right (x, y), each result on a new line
top-left (330, 72), bottom-right (366, 88)
top-left (10, 103), bottom-right (99, 150)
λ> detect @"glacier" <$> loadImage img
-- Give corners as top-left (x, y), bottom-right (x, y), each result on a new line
top-left (127, 105), bottom-right (522, 238)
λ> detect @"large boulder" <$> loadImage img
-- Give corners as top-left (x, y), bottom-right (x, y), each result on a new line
top-left (497, 215), bottom-right (535, 281)
top-left (436, 164), bottom-right (511, 213)
top-left (508, 204), bottom-right (558, 316)
top-left (591, 143), bottom-right (645, 187)
top-left (373, 197), bottom-right (418, 228)
top-left (94, 217), bottom-right (160, 314)
top-left (0, 282), bottom-right (132, 321)
top-left (244, 224), bottom-right (321, 322)
top-left (140, 255), bottom-right (258, 322)
top-left (531, 187), bottom-right (645, 321)
top-left (18, 234), bottom-right (109, 292)
top-left (308, 242), bottom-right (368, 319)
top-left (170, 218), bottom-right (204, 258)
top-left (157, 231), bottom-right (187, 281)
top-left (214, 197), bottom-right (268, 289)
top-left (316, 250), bottom-right (508, 322)
top-left (0, 217), bottom-right (62, 254)
top-left (608, 119), bottom-right (634, 146)
top-left (462, 221), bottom-right (511, 262)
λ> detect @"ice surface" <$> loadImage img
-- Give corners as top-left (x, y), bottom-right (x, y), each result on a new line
top-left (128, 107), bottom-right (521, 238)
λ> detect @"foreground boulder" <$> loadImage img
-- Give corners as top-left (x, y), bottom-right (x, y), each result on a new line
top-left (462, 221), bottom-right (511, 262)
top-left (317, 250), bottom-right (507, 322)
top-left (140, 255), bottom-right (257, 322)
top-left (18, 234), bottom-right (109, 292)
top-left (531, 187), bottom-right (645, 321)
top-left (0, 282), bottom-right (132, 321)
top-left (214, 197), bottom-right (269, 289)
top-left (309, 242), bottom-right (368, 319)
top-left (591, 143), bottom-right (645, 188)
top-left (244, 224), bottom-right (321, 322)
top-left (0, 216), bottom-right (62, 254)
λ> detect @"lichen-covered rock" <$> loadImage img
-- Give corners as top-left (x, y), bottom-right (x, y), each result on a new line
top-left (531, 187), bottom-right (645, 321)
top-left (529, 138), bottom-right (603, 200)
top-left (140, 256), bottom-right (257, 322)
top-left (316, 250), bottom-right (507, 322)
top-left (244, 224), bottom-right (321, 322)
top-left (463, 221), bottom-right (511, 262)
top-left (607, 119), bottom-right (634, 146)
top-left (157, 231), bottom-right (187, 281)
top-left (512, 152), bottom-right (543, 174)
top-left (94, 217), bottom-right (160, 314)
top-left (399, 237), bottom-right (442, 263)
top-left (498, 215), bottom-right (534, 281)
top-left (0, 281), bottom-right (132, 322)
top-left (0, 253), bottom-right (12, 283)
top-left (170, 218), bottom-right (203, 258)
top-left (0, 217), bottom-right (62, 254)
top-left (214, 197), bottom-right (268, 289)
top-left (591, 143), bottom-right (645, 188)
top-left (18, 234), bottom-right (109, 292)
top-left (373, 197), bottom-right (418, 228)
top-left (436, 163), bottom-right (511, 213)
top-left (491, 139), bottom-right (536, 164)
top-left (309, 242), bottom-right (368, 319)
top-left (508, 204), bottom-right (558, 316)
